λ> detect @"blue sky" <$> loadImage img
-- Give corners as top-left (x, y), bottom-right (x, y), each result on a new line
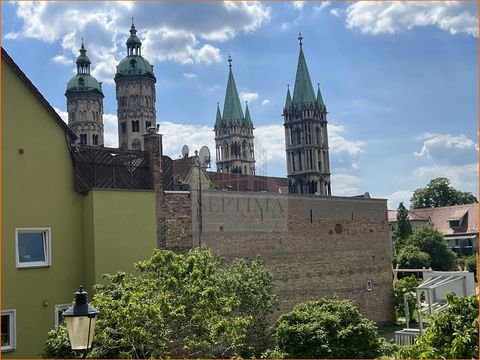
top-left (2, 1), bottom-right (478, 208)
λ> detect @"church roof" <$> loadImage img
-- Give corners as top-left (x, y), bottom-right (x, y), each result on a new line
top-left (285, 86), bottom-right (292, 108)
top-left (222, 56), bottom-right (244, 125)
top-left (292, 34), bottom-right (316, 107)
top-left (215, 103), bottom-right (222, 127)
top-left (244, 102), bottom-right (253, 127)
top-left (66, 42), bottom-right (103, 95)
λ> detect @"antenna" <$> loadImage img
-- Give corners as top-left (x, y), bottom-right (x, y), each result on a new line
top-left (198, 146), bottom-right (211, 168)
top-left (181, 144), bottom-right (189, 158)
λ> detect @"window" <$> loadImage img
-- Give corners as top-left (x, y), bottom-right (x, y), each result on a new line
top-left (54, 304), bottom-right (71, 327)
top-left (80, 134), bottom-right (87, 145)
top-left (132, 120), bottom-right (140, 132)
top-left (449, 220), bottom-right (461, 228)
top-left (15, 228), bottom-right (51, 268)
top-left (1, 310), bottom-right (16, 352)
top-left (367, 280), bottom-right (373, 291)
top-left (92, 134), bottom-right (98, 145)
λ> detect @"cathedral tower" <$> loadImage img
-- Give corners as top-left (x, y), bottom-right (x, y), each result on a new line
top-left (115, 20), bottom-right (156, 150)
top-left (66, 41), bottom-right (104, 146)
top-left (215, 56), bottom-right (255, 175)
top-left (283, 34), bottom-right (331, 195)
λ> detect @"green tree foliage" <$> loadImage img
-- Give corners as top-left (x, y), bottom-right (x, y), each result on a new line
top-left (396, 244), bottom-right (431, 269)
top-left (410, 177), bottom-right (477, 209)
top-left (397, 294), bottom-right (479, 359)
top-left (405, 226), bottom-right (457, 271)
top-left (267, 298), bottom-right (396, 359)
top-left (43, 248), bottom-right (276, 359)
top-left (394, 202), bottom-right (412, 251)
top-left (393, 276), bottom-right (421, 323)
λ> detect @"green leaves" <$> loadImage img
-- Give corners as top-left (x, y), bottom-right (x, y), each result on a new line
top-left (43, 248), bottom-right (276, 359)
top-left (268, 298), bottom-right (394, 359)
top-left (410, 177), bottom-right (477, 209)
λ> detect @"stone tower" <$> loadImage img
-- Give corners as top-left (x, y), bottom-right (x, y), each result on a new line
top-left (283, 34), bottom-right (331, 195)
top-left (115, 20), bottom-right (156, 150)
top-left (66, 41), bottom-right (104, 146)
top-left (215, 56), bottom-right (255, 175)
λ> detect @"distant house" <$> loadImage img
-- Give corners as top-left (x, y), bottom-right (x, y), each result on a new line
top-left (388, 204), bottom-right (478, 256)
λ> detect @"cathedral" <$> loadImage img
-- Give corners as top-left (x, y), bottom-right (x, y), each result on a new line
top-left (65, 24), bottom-right (331, 195)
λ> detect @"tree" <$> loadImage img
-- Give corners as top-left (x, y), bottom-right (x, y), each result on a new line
top-left (410, 177), bottom-right (477, 209)
top-left (397, 294), bottom-right (479, 359)
top-left (405, 226), bottom-right (457, 271)
top-left (396, 244), bottom-right (431, 269)
top-left (266, 298), bottom-right (396, 359)
top-left (393, 276), bottom-right (421, 323)
top-left (393, 202), bottom-right (412, 252)
top-left (43, 248), bottom-right (276, 359)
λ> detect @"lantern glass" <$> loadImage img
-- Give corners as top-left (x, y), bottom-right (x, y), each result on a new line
top-left (65, 315), bottom-right (96, 350)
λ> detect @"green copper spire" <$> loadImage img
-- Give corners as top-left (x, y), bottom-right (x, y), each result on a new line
top-left (244, 101), bottom-right (253, 127)
top-left (222, 55), bottom-right (244, 125)
top-left (285, 84), bottom-right (292, 109)
top-left (316, 83), bottom-right (325, 107)
top-left (215, 102), bottom-right (222, 127)
top-left (292, 33), bottom-right (316, 107)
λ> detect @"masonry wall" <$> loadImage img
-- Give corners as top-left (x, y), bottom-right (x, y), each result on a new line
top-left (186, 190), bottom-right (395, 325)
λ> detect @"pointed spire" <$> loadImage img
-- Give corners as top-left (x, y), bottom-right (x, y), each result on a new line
top-left (292, 34), bottom-right (316, 107)
top-left (222, 56), bottom-right (244, 125)
top-left (244, 101), bottom-right (253, 127)
top-left (285, 84), bottom-right (292, 109)
top-left (215, 102), bottom-right (222, 127)
top-left (316, 83), bottom-right (325, 107)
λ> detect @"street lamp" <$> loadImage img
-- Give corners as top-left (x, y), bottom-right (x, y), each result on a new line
top-left (63, 286), bottom-right (100, 355)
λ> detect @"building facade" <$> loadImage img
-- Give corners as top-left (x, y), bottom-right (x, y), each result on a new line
top-left (215, 56), bottom-right (255, 175)
top-left (65, 42), bottom-right (104, 146)
top-left (283, 34), bottom-right (331, 195)
top-left (115, 21), bottom-right (157, 150)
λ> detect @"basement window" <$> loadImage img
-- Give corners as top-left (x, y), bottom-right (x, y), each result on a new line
top-left (1, 310), bottom-right (16, 352)
top-left (15, 228), bottom-right (51, 268)
top-left (367, 280), bottom-right (374, 291)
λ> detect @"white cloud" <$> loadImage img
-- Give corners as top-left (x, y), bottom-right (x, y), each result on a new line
top-left (414, 132), bottom-right (477, 165)
top-left (183, 73), bottom-right (197, 79)
top-left (345, 2), bottom-right (479, 37)
top-left (331, 173), bottom-right (360, 196)
top-left (412, 163), bottom-right (478, 196)
top-left (314, 2), bottom-right (332, 13)
top-left (6, 2), bottom-right (271, 83)
top-left (254, 125), bottom-right (286, 168)
top-left (381, 189), bottom-right (414, 210)
top-left (330, 8), bottom-right (341, 18)
top-left (292, 1), bottom-right (305, 11)
top-left (262, 99), bottom-right (270, 106)
top-left (240, 92), bottom-right (259, 103)
top-left (328, 123), bottom-right (365, 169)
top-left (52, 55), bottom-right (74, 66)
top-left (103, 113), bottom-right (118, 148)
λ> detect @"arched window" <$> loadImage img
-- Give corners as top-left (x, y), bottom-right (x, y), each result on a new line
top-left (132, 120), bottom-right (139, 132)
top-left (145, 121), bottom-right (152, 129)
top-left (80, 134), bottom-right (87, 145)
top-left (121, 122), bottom-right (126, 134)
top-left (78, 78), bottom-right (85, 88)
top-left (132, 139), bottom-right (141, 151)
top-left (92, 134), bottom-right (98, 145)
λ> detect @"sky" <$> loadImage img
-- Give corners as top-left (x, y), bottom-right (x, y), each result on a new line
top-left (2, 1), bottom-right (478, 209)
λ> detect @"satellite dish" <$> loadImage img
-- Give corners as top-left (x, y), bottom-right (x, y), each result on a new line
top-left (181, 144), bottom-right (189, 158)
top-left (198, 146), bottom-right (211, 167)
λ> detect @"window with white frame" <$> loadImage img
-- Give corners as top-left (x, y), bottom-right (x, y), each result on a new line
top-left (15, 228), bottom-right (51, 268)
top-left (1, 310), bottom-right (16, 352)
top-left (54, 304), bottom-right (71, 327)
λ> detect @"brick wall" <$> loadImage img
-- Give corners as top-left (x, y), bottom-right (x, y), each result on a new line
top-left (163, 190), bottom-right (395, 325)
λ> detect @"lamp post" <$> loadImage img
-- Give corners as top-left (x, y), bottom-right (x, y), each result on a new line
top-left (63, 286), bottom-right (100, 358)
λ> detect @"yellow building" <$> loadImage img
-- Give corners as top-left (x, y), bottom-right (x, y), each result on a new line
top-left (1, 48), bottom-right (157, 358)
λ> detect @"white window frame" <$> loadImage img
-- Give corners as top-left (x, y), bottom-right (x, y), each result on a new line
top-left (15, 228), bottom-right (51, 268)
top-left (1, 309), bottom-right (16, 352)
top-left (367, 280), bottom-right (374, 291)
top-left (54, 304), bottom-right (71, 327)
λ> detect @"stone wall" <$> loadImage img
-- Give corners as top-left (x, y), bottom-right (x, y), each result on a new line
top-left (163, 189), bottom-right (395, 325)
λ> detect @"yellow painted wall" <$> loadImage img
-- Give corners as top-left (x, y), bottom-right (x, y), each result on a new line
top-left (82, 189), bottom-right (157, 286)
top-left (2, 57), bottom-right (85, 358)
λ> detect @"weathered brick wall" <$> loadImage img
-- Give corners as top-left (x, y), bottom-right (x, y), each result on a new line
top-left (166, 190), bottom-right (395, 325)
top-left (162, 191), bottom-right (193, 253)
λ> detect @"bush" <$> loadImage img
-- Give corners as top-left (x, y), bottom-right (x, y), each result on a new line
top-left (397, 294), bottom-right (478, 359)
top-left (268, 298), bottom-right (394, 359)
top-left (396, 245), bottom-right (430, 269)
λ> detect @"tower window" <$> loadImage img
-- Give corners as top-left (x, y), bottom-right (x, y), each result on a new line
top-left (121, 122), bottom-right (126, 134)
top-left (146, 121), bottom-right (152, 129)
top-left (92, 134), bottom-right (98, 145)
top-left (78, 78), bottom-right (85, 88)
top-left (130, 59), bottom-right (137, 68)
top-left (132, 120), bottom-right (140, 132)
top-left (132, 139), bottom-right (141, 151)
top-left (80, 134), bottom-right (87, 145)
